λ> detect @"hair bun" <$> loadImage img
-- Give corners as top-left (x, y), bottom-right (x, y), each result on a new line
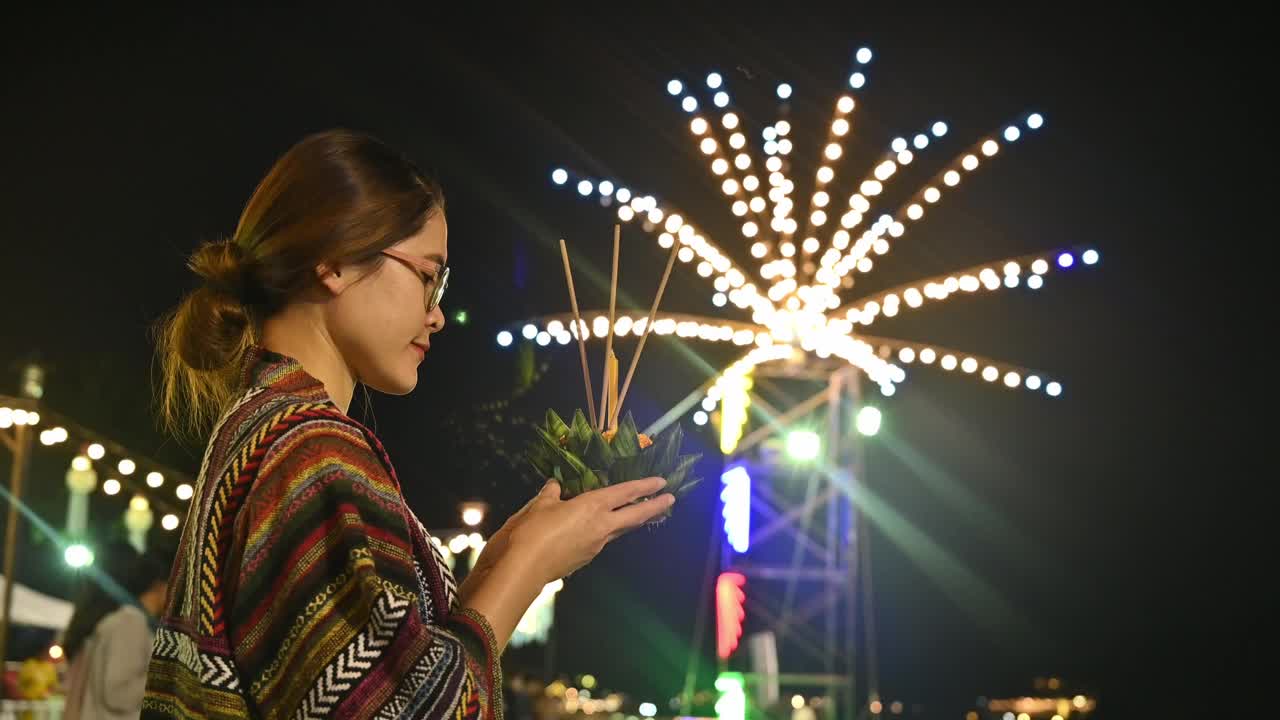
top-left (189, 238), bottom-right (255, 302)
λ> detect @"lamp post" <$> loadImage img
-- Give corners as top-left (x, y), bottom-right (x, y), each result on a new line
top-left (0, 363), bottom-right (42, 661)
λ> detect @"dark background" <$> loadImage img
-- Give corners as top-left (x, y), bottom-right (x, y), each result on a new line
top-left (1, 6), bottom-right (1245, 717)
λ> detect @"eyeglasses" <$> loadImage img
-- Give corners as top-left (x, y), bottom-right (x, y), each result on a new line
top-left (381, 248), bottom-right (450, 313)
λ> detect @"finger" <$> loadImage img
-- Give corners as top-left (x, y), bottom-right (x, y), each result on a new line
top-left (593, 476), bottom-right (667, 509)
top-left (607, 493), bottom-right (675, 534)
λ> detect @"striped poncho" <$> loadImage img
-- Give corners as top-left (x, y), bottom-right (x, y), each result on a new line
top-left (143, 347), bottom-right (502, 719)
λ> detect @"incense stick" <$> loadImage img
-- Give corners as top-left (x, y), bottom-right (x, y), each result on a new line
top-left (597, 225), bottom-right (620, 431)
top-left (558, 239), bottom-right (598, 430)
top-left (613, 238), bottom-right (679, 428)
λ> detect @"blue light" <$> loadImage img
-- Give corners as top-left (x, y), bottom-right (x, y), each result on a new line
top-left (932, 121), bottom-right (949, 137)
top-left (714, 91), bottom-right (730, 108)
top-left (914, 133), bottom-right (929, 149)
top-left (856, 47), bottom-right (873, 64)
top-left (551, 168), bottom-right (568, 185)
top-left (682, 96), bottom-right (698, 112)
top-left (777, 83), bottom-right (792, 100)
top-left (694, 410), bottom-right (709, 426)
top-left (615, 187), bottom-right (632, 203)
top-left (496, 331), bottom-right (513, 347)
top-left (762, 126), bottom-right (777, 141)
top-left (521, 324), bottom-right (537, 339)
top-left (707, 72), bottom-right (723, 89)
top-left (1083, 249), bottom-right (1100, 265)
top-left (1046, 382), bottom-right (1062, 397)
top-left (598, 180), bottom-right (614, 197)
top-left (1028, 113), bottom-right (1044, 129)
top-left (577, 180), bottom-right (593, 196)
top-left (763, 140), bottom-right (778, 155)
top-left (892, 137), bottom-right (908, 153)
top-left (849, 72), bottom-right (866, 89)
top-left (1004, 126), bottom-right (1021, 142)
top-left (720, 466), bottom-right (751, 553)
top-left (667, 79), bottom-right (683, 96)
top-left (1058, 252), bottom-right (1075, 268)
top-left (1027, 275), bottom-right (1044, 290)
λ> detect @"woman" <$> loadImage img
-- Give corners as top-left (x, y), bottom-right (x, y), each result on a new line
top-left (142, 129), bottom-right (674, 719)
top-left (62, 541), bottom-right (170, 720)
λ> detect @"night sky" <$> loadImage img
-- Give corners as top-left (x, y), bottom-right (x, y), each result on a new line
top-left (1, 7), bottom-right (1239, 718)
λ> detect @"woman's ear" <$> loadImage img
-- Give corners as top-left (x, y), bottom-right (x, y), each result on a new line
top-left (316, 262), bottom-right (348, 295)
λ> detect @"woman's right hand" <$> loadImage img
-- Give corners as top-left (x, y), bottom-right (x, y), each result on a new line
top-left (504, 477), bottom-right (673, 584)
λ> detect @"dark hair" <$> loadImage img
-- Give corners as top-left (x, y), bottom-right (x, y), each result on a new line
top-left (61, 541), bottom-right (171, 662)
top-left (154, 129), bottom-right (445, 438)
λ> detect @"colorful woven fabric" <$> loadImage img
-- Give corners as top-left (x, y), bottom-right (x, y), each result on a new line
top-left (143, 347), bottom-right (502, 720)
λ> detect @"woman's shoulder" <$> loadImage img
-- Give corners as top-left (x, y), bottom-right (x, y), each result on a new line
top-left (96, 604), bottom-right (150, 636)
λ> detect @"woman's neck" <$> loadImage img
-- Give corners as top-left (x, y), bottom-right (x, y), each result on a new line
top-left (260, 305), bottom-right (355, 413)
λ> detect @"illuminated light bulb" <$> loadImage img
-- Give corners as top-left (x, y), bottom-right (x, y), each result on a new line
top-left (1028, 274), bottom-right (1044, 289)
top-left (742, 221), bottom-right (759, 237)
top-left (983, 366), bottom-right (999, 382)
top-left (722, 178), bottom-right (739, 194)
top-left (615, 187), bottom-right (632, 203)
top-left (914, 133), bottom-right (929, 149)
top-left (598, 180), bottom-right (614, 196)
top-left (713, 292), bottom-right (728, 307)
top-left (932, 121), bottom-right (949, 136)
top-left (1005, 274), bottom-right (1020, 288)
top-left (147, 472), bottom-right (164, 488)
top-left (557, 332), bottom-right (571, 345)
top-left (735, 154), bottom-right (751, 171)
top-left (811, 210), bottom-right (828, 226)
top-left (783, 178), bottom-right (795, 193)
top-left (851, 194), bottom-right (871, 214)
top-left (706, 72), bottom-right (723, 89)
top-left (1004, 261), bottom-right (1021, 276)
top-left (770, 217), bottom-right (785, 232)
top-left (1028, 113), bottom-right (1045, 129)
top-left (658, 233), bottom-right (675, 248)
top-left (833, 230), bottom-right (851, 249)
top-left (880, 384), bottom-right (896, 397)
top-left (693, 411), bottom-right (708, 426)
top-left (536, 331), bottom-right (551, 346)
top-left (762, 127), bottom-right (777, 144)
top-left (86, 443), bottom-right (105, 460)
top-left (1032, 259), bottom-right (1050, 275)
top-left (691, 117), bottom-right (709, 135)
top-left (618, 205), bottom-right (635, 221)
top-left (960, 275), bottom-right (980, 292)
top-left (873, 238), bottom-right (890, 255)
top-left (667, 79), bottom-right (683, 95)
top-left (678, 247), bottom-right (695, 262)
top-left (729, 132), bottom-right (746, 149)
top-left (750, 242), bottom-right (767, 258)
top-left (551, 168), bottom-right (568, 185)
top-left (982, 139), bottom-right (1000, 156)
top-left (920, 348), bottom-right (937, 364)
top-left (849, 72), bottom-right (866, 88)
top-left (577, 180), bottom-right (593, 196)
top-left (785, 218), bottom-right (798, 234)
top-left (1026, 375), bottom-right (1042, 390)
top-left (698, 261), bottom-right (713, 277)
top-left (1005, 126), bottom-right (1022, 142)
top-left (776, 120), bottom-right (791, 136)
top-left (941, 355), bottom-right (958, 370)
top-left (897, 347), bottom-right (916, 364)
top-left (837, 95), bottom-right (855, 113)
top-left (962, 358), bottom-right (978, 373)
top-left (962, 154), bottom-right (979, 171)
top-left (778, 138), bottom-right (794, 155)
top-left (522, 324), bottom-right (537, 340)
top-left (816, 167), bottom-right (835, 185)
top-left (780, 242), bottom-right (796, 258)
top-left (1058, 252), bottom-right (1075, 268)
top-left (714, 91), bottom-right (729, 107)
top-left (1004, 371), bottom-right (1021, 388)
top-left (889, 222), bottom-right (905, 238)
top-left (775, 81), bottom-right (794, 99)
top-left (824, 143), bottom-right (843, 160)
top-left (664, 214), bottom-right (685, 233)
top-left (874, 162), bottom-right (895, 181)
top-left (944, 170), bottom-right (961, 186)
top-left (731, 200), bottom-right (748, 217)
top-left (162, 514), bottom-right (179, 531)
top-left (750, 197), bottom-right (766, 213)
top-left (813, 190), bottom-right (830, 207)
top-left (860, 180), bottom-right (883, 196)
top-left (118, 459), bottom-right (136, 475)
top-left (700, 138), bottom-right (717, 155)
top-left (682, 96), bottom-right (698, 112)
top-left (892, 137), bottom-right (908, 153)
top-left (102, 478), bottom-right (121, 495)
top-left (647, 207), bottom-right (664, 223)
top-left (802, 237), bottom-right (819, 254)
top-left (897, 150), bottom-right (914, 165)
top-left (857, 257), bottom-right (874, 273)
top-left (1047, 382), bottom-right (1062, 397)
top-left (829, 118), bottom-right (851, 138)
top-left (1084, 249), bottom-right (1100, 265)
top-left (907, 203), bottom-right (924, 220)
top-left (786, 296), bottom-right (801, 310)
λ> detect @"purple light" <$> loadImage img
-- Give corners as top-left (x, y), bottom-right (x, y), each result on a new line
top-left (720, 466), bottom-right (751, 553)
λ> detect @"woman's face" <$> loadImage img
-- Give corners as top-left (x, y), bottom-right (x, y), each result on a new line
top-left (324, 212), bottom-right (448, 395)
